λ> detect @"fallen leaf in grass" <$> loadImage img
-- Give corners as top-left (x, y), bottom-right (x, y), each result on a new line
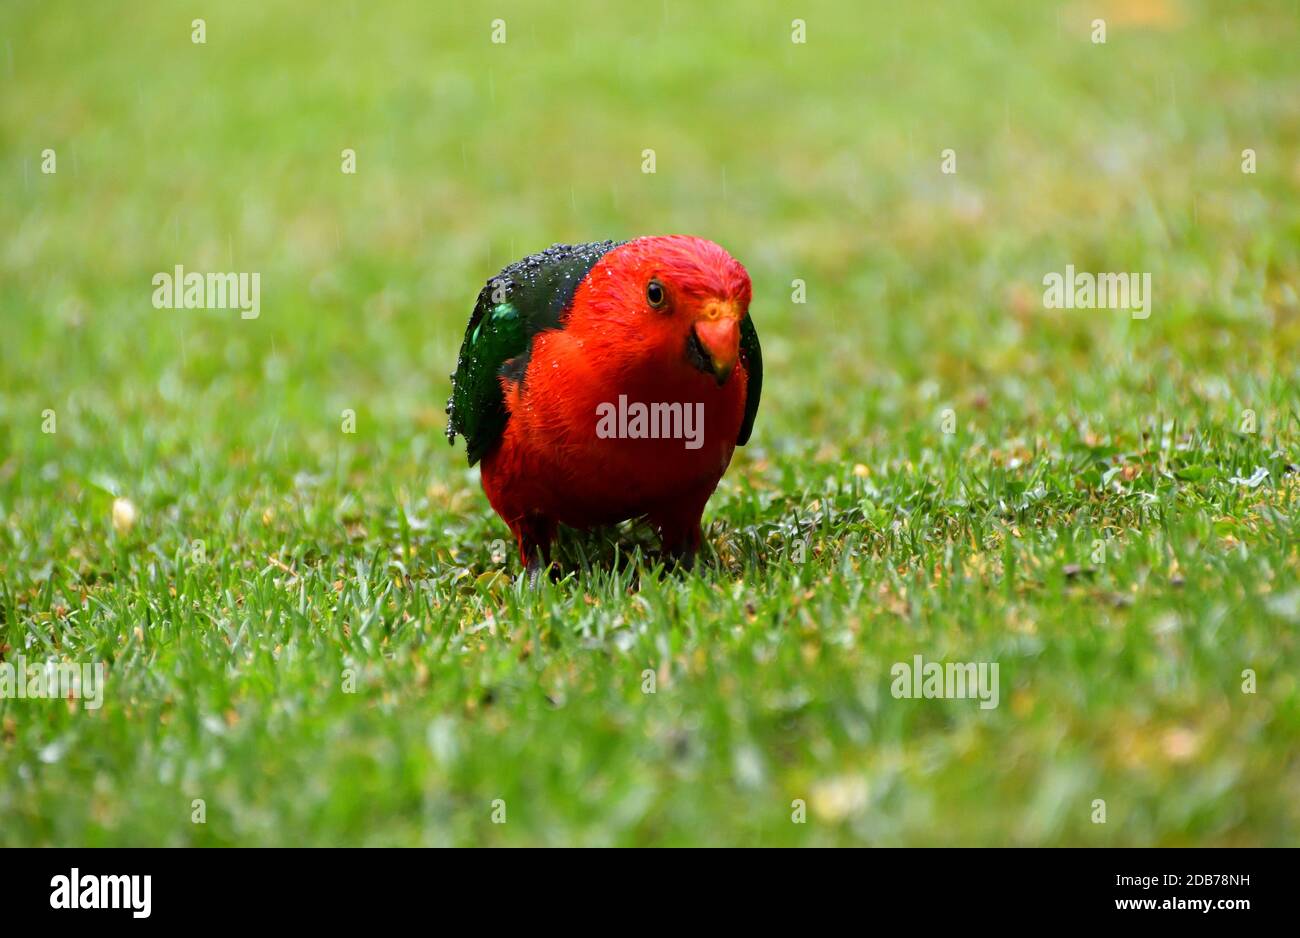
top-left (474, 570), bottom-right (510, 594)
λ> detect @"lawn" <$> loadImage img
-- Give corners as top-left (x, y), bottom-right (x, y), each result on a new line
top-left (1, 0), bottom-right (1297, 846)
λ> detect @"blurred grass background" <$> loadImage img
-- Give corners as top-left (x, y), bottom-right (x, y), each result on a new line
top-left (1, 0), bottom-right (1298, 845)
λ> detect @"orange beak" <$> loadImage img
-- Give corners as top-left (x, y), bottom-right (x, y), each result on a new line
top-left (691, 300), bottom-right (740, 385)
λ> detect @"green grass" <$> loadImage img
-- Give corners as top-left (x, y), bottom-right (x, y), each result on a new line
top-left (1, 0), bottom-right (1298, 846)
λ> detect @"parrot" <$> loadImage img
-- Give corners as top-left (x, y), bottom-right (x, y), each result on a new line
top-left (445, 235), bottom-right (762, 579)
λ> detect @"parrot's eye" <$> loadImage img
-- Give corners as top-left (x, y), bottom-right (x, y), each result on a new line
top-left (646, 280), bottom-right (666, 309)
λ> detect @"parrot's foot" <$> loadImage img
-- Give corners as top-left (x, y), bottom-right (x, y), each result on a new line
top-left (526, 557), bottom-right (545, 589)
top-left (654, 519), bottom-right (704, 574)
top-left (523, 558), bottom-right (564, 587)
top-left (513, 514), bottom-right (557, 588)
top-left (664, 548), bottom-right (697, 572)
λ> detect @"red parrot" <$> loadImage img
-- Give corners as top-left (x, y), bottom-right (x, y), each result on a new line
top-left (446, 236), bottom-right (762, 578)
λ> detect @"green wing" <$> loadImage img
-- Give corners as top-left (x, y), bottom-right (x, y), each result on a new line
top-left (737, 313), bottom-right (762, 446)
top-left (446, 241), bottom-right (624, 465)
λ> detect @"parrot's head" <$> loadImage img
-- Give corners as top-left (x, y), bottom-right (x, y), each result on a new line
top-left (573, 235), bottom-right (752, 386)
